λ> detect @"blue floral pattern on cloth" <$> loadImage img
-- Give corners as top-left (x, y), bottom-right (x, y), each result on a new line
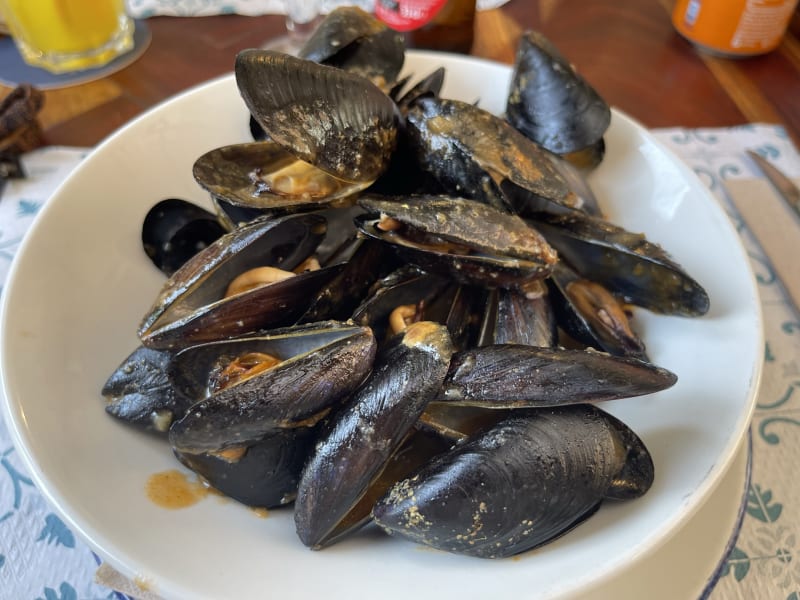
top-left (0, 148), bottom-right (121, 600)
top-left (0, 125), bottom-right (798, 598)
top-left (655, 124), bottom-right (800, 600)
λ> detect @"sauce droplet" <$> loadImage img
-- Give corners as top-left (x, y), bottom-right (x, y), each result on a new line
top-left (145, 469), bottom-right (209, 509)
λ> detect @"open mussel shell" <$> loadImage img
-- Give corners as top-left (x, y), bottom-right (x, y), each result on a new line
top-left (138, 212), bottom-right (331, 350)
top-left (506, 30), bottom-right (611, 161)
top-left (533, 211), bottom-right (711, 316)
top-left (351, 265), bottom-right (451, 341)
top-left (356, 195), bottom-right (558, 290)
top-left (294, 321), bottom-right (454, 549)
top-left (548, 261), bottom-right (648, 360)
top-left (436, 344), bottom-right (676, 408)
top-left (168, 321), bottom-right (376, 454)
top-left (142, 198), bottom-right (228, 276)
top-left (404, 96), bottom-right (576, 214)
top-left (102, 345), bottom-right (193, 434)
top-left (299, 6), bottom-right (405, 92)
top-left (174, 426), bottom-right (317, 508)
top-left (193, 142), bottom-right (365, 218)
top-left (298, 236), bottom-right (397, 324)
top-left (394, 67), bottom-right (446, 113)
top-left (235, 49), bottom-right (398, 186)
top-left (371, 404), bottom-right (654, 558)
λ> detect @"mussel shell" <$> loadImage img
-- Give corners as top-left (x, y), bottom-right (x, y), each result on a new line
top-left (533, 211), bottom-right (711, 316)
top-left (142, 198), bottom-right (228, 276)
top-left (548, 260), bottom-right (648, 360)
top-left (294, 321), bottom-right (454, 549)
top-left (355, 196), bottom-right (558, 290)
top-left (235, 49), bottom-right (398, 185)
top-left (102, 345), bottom-right (192, 433)
top-left (193, 142), bottom-right (367, 214)
top-left (394, 67), bottom-right (445, 112)
top-left (404, 96), bottom-right (575, 213)
top-left (168, 321), bottom-right (376, 454)
top-left (174, 426), bottom-right (317, 508)
top-left (478, 285), bottom-right (557, 347)
top-left (299, 237), bottom-right (395, 324)
top-left (299, 6), bottom-right (405, 91)
top-left (506, 30), bottom-right (611, 156)
top-left (138, 213), bottom-right (329, 350)
top-left (372, 404), bottom-right (654, 558)
top-left (436, 344), bottom-right (676, 408)
top-left (351, 265), bottom-right (451, 341)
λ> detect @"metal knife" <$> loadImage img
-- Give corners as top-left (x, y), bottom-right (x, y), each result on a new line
top-left (746, 150), bottom-right (800, 220)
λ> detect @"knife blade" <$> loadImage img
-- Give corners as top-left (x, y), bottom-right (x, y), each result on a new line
top-left (746, 150), bottom-right (800, 220)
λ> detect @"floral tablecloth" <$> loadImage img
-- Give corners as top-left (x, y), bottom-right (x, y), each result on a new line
top-left (0, 123), bottom-right (799, 599)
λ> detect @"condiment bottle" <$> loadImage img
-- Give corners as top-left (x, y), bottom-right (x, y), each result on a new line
top-left (374, 0), bottom-right (476, 54)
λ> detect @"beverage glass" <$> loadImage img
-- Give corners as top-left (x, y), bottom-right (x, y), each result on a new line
top-left (0, 0), bottom-right (134, 73)
top-left (263, 0), bottom-right (321, 55)
top-left (286, 0), bottom-right (321, 40)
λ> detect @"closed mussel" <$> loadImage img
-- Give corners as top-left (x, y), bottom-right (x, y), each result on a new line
top-left (138, 213), bottom-right (338, 350)
top-left (102, 345), bottom-right (193, 434)
top-left (506, 30), bottom-right (611, 169)
top-left (372, 404), bottom-right (654, 558)
top-left (404, 96), bottom-right (577, 214)
top-left (356, 195), bottom-right (558, 290)
top-left (298, 6), bottom-right (405, 92)
top-left (436, 344), bottom-right (676, 408)
top-left (294, 321), bottom-right (454, 549)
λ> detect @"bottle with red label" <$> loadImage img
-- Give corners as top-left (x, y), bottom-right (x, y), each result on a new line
top-left (374, 0), bottom-right (476, 54)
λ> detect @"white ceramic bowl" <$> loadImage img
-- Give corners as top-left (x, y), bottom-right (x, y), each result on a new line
top-left (0, 51), bottom-right (762, 600)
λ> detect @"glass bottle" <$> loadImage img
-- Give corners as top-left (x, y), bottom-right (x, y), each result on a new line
top-left (374, 0), bottom-right (477, 54)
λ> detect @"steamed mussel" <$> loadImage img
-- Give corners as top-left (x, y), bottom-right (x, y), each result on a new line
top-left (102, 19), bottom-right (713, 563)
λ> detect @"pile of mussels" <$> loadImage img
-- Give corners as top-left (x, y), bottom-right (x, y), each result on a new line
top-left (102, 7), bottom-right (710, 559)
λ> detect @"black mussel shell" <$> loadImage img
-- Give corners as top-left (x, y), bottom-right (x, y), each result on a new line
top-left (506, 30), bottom-right (611, 158)
top-left (394, 67), bottom-right (446, 112)
top-left (235, 49), bottom-right (398, 185)
top-left (174, 426), bottom-right (317, 508)
top-left (294, 321), bottom-right (454, 549)
top-left (193, 142), bottom-right (364, 216)
top-left (168, 321), bottom-right (376, 454)
top-left (436, 344), bottom-right (676, 408)
top-left (299, 236), bottom-right (394, 323)
top-left (356, 195), bottom-right (558, 290)
top-left (299, 6), bottom-right (405, 92)
top-left (548, 260), bottom-right (648, 360)
top-left (405, 96), bottom-right (576, 214)
top-left (102, 345), bottom-right (192, 433)
top-left (478, 284), bottom-right (557, 347)
top-left (142, 198), bottom-right (227, 276)
top-left (138, 213), bottom-right (330, 350)
top-left (372, 404), bottom-right (654, 558)
top-left (417, 403), bottom-right (511, 444)
top-left (351, 265), bottom-right (451, 341)
top-left (212, 196), bottom-right (265, 230)
top-left (533, 211), bottom-right (710, 316)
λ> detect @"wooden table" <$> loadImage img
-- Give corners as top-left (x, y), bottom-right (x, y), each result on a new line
top-left (2, 0), bottom-right (799, 149)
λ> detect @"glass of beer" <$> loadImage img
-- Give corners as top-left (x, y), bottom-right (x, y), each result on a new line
top-left (0, 0), bottom-right (134, 73)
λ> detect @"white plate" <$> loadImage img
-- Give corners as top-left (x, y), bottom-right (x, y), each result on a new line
top-left (0, 51), bottom-right (762, 600)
